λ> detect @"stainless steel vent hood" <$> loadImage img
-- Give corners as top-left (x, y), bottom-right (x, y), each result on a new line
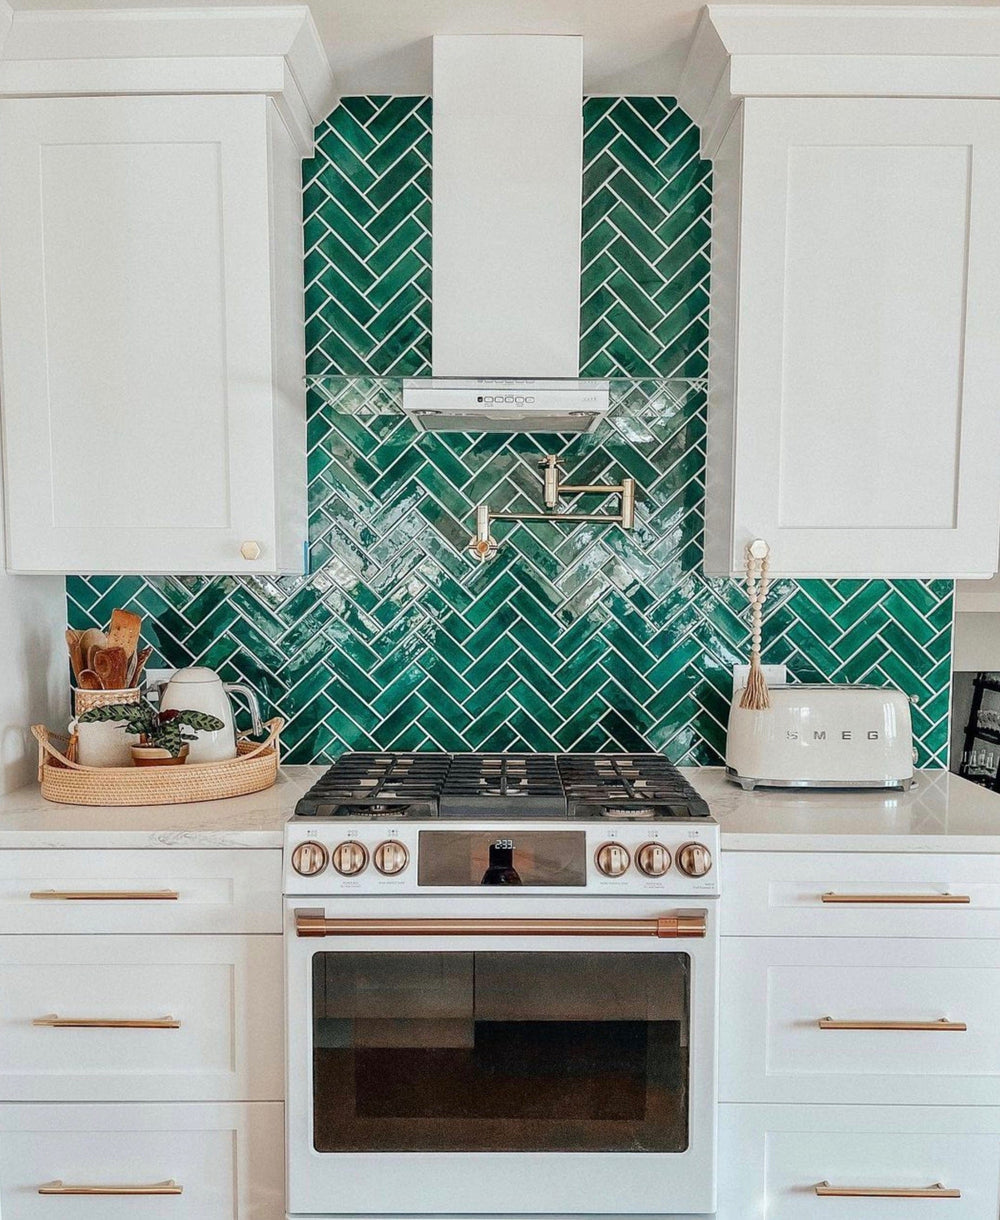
top-left (402, 34), bottom-right (608, 433)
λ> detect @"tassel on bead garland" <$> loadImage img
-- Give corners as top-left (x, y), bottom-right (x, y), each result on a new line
top-left (739, 539), bottom-right (771, 711)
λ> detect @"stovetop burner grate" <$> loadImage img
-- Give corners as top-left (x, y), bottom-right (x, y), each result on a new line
top-left (294, 751), bottom-right (710, 820)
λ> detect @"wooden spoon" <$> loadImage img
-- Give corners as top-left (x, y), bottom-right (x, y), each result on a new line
top-left (80, 628), bottom-right (107, 673)
top-left (76, 669), bottom-right (102, 691)
top-left (107, 608), bottom-right (142, 659)
top-left (93, 646), bottom-right (129, 691)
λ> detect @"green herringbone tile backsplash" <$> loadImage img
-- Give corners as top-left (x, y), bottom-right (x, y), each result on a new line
top-left (67, 97), bottom-right (953, 766)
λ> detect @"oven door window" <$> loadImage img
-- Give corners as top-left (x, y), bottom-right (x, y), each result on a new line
top-left (311, 951), bottom-right (690, 1153)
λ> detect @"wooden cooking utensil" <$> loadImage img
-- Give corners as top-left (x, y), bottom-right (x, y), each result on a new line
top-left (65, 629), bottom-right (84, 682)
top-left (80, 628), bottom-right (108, 672)
top-left (130, 644), bottom-right (153, 688)
top-left (76, 669), bottom-right (102, 691)
top-left (93, 646), bottom-right (128, 691)
top-left (107, 609), bottom-right (142, 659)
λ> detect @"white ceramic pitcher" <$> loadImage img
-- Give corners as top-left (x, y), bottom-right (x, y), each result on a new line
top-left (158, 668), bottom-right (263, 763)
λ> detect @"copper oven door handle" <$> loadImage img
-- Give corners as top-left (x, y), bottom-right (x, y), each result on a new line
top-left (295, 911), bottom-right (707, 939)
top-left (818, 1017), bottom-right (966, 1032)
top-left (29, 890), bottom-right (179, 901)
top-left (38, 1180), bottom-right (182, 1196)
top-left (820, 892), bottom-right (970, 904)
top-left (815, 1181), bottom-right (960, 1198)
top-left (33, 1014), bottom-right (180, 1029)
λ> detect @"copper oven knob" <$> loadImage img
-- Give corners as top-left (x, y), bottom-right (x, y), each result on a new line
top-left (595, 842), bottom-right (631, 877)
top-left (331, 840), bottom-right (369, 876)
top-left (373, 840), bottom-right (409, 876)
top-left (635, 842), bottom-right (672, 877)
top-left (676, 842), bottom-right (713, 878)
top-left (291, 841), bottom-right (329, 877)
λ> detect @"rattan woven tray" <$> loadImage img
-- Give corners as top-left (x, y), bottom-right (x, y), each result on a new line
top-left (31, 718), bottom-right (283, 806)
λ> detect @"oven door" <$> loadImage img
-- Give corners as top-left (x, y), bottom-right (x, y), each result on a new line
top-left (286, 896), bottom-right (718, 1216)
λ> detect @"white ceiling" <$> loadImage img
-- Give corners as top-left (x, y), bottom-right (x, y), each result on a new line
top-left (8, 0), bottom-right (998, 95)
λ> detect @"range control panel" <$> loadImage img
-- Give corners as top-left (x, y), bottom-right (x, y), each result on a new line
top-left (284, 821), bottom-right (719, 898)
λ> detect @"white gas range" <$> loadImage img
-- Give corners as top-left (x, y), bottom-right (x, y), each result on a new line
top-left (283, 752), bottom-right (719, 1218)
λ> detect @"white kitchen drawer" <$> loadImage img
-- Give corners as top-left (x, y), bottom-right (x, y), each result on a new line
top-left (0, 935), bottom-right (282, 1101)
top-left (0, 849), bottom-right (281, 934)
top-left (722, 852), bottom-right (1000, 939)
top-left (0, 1101), bottom-right (282, 1219)
top-left (722, 937), bottom-right (1000, 1106)
top-left (719, 1104), bottom-right (1000, 1220)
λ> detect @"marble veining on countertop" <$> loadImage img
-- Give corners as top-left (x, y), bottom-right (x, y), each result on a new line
top-left (0, 765), bottom-right (998, 851)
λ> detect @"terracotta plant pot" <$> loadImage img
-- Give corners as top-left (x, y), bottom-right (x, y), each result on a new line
top-left (131, 743), bottom-right (190, 767)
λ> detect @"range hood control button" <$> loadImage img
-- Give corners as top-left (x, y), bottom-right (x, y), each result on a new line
top-left (332, 841), bottom-right (369, 876)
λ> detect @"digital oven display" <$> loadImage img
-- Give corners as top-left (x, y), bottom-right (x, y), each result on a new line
top-left (417, 830), bottom-right (587, 887)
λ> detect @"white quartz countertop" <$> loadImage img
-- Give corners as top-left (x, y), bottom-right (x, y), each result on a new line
top-left (0, 766), bottom-right (324, 848)
top-left (0, 765), bottom-right (999, 852)
top-left (685, 767), bottom-right (1000, 852)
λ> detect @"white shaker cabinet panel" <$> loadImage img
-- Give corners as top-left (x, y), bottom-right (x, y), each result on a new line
top-left (0, 94), bottom-right (305, 574)
top-left (0, 1102), bottom-right (283, 1219)
top-left (0, 935), bottom-right (282, 1102)
top-left (718, 1104), bottom-right (1000, 1220)
top-left (705, 98), bottom-right (1000, 578)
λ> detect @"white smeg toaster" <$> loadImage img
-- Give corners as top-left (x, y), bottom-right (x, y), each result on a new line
top-left (726, 683), bottom-right (915, 791)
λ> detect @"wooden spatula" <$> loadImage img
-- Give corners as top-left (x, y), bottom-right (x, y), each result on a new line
top-left (65, 629), bottom-right (85, 683)
top-left (107, 609), bottom-right (142, 659)
top-left (93, 646), bottom-right (129, 691)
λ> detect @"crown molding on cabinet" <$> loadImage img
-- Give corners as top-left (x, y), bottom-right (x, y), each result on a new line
top-left (0, 5), bottom-right (337, 153)
top-left (680, 4), bottom-right (1000, 156)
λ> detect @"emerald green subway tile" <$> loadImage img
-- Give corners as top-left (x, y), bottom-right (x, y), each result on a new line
top-left (67, 95), bottom-right (952, 768)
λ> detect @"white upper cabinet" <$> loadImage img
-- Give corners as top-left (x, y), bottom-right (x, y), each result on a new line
top-left (0, 8), bottom-right (335, 575)
top-left (682, 8), bottom-right (1000, 579)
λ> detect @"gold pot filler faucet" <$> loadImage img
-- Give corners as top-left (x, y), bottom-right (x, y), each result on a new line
top-left (469, 454), bottom-right (637, 561)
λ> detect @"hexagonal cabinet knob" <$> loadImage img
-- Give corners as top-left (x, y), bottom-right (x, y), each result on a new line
top-left (240, 540), bottom-right (262, 561)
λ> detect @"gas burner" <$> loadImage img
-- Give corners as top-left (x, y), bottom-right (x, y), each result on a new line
top-left (294, 751), bottom-right (710, 821)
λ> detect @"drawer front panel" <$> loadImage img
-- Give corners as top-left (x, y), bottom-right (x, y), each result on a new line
top-left (719, 1104), bottom-right (1000, 1220)
top-left (0, 849), bottom-right (281, 934)
top-left (722, 937), bottom-right (1000, 1105)
top-left (0, 1101), bottom-right (283, 1219)
top-left (722, 852), bottom-right (1000, 938)
top-left (0, 936), bottom-right (282, 1101)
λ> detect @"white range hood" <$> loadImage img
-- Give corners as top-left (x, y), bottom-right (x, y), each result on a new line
top-left (402, 34), bottom-right (609, 433)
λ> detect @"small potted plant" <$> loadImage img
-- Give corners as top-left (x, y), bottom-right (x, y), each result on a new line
top-left (78, 702), bottom-right (225, 766)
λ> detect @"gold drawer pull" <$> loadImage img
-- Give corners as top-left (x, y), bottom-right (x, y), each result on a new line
top-left (814, 1019), bottom-right (965, 1029)
top-left (818, 1016), bottom-right (966, 1031)
top-left (821, 892), bottom-right (970, 905)
top-left (29, 889), bottom-right (179, 901)
top-left (39, 1179), bottom-right (182, 1195)
top-left (815, 1180), bottom-right (960, 1198)
top-left (33, 1013), bottom-right (180, 1029)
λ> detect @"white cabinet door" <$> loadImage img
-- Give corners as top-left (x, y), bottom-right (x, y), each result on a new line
top-left (705, 98), bottom-right (1000, 578)
top-left (719, 1104), bottom-right (1000, 1220)
top-left (0, 848), bottom-right (282, 934)
top-left (0, 94), bottom-right (305, 574)
top-left (0, 1102), bottom-right (283, 1219)
top-left (0, 935), bottom-right (282, 1101)
top-left (721, 937), bottom-right (1000, 1106)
